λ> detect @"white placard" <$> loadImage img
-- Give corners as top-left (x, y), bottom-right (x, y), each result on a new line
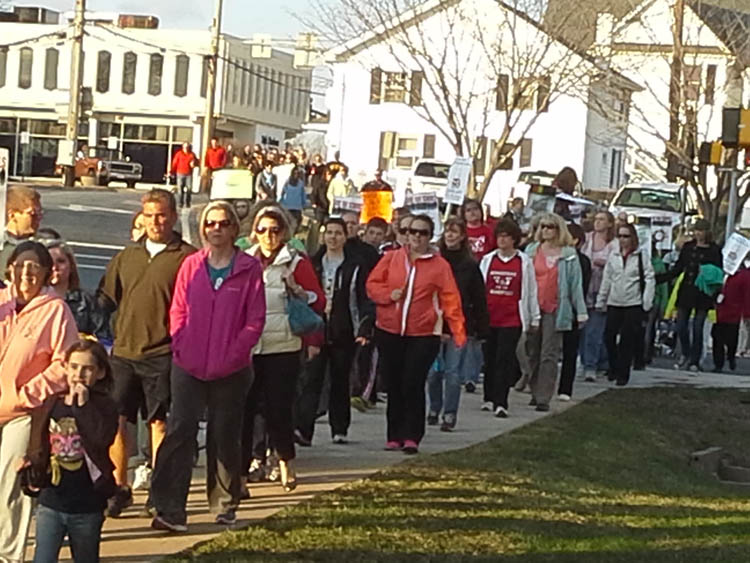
top-left (404, 191), bottom-right (442, 237)
top-left (107, 137), bottom-right (119, 150)
top-left (722, 232), bottom-right (750, 276)
top-left (56, 139), bottom-right (75, 166)
top-left (0, 148), bottom-right (8, 248)
top-left (651, 216), bottom-right (673, 251)
top-left (331, 195), bottom-right (363, 218)
top-left (20, 132), bottom-right (30, 145)
top-left (443, 157), bottom-right (472, 205)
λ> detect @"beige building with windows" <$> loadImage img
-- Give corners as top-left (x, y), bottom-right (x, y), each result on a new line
top-left (0, 8), bottom-right (312, 181)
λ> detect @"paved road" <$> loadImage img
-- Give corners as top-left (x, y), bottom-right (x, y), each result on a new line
top-left (36, 187), bottom-right (142, 290)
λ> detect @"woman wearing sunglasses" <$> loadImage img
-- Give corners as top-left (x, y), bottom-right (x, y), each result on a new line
top-left (524, 213), bottom-right (588, 412)
top-left (150, 201), bottom-right (266, 531)
top-left (595, 222), bottom-right (655, 386)
top-left (367, 214), bottom-right (466, 454)
top-left (242, 203), bottom-right (325, 492)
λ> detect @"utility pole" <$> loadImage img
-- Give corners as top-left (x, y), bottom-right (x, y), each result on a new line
top-left (200, 0), bottom-right (223, 181)
top-left (724, 168), bottom-right (740, 240)
top-left (666, 0), bottom-right (684, 182)
top-left (62, 0), bottom-right (85, 187)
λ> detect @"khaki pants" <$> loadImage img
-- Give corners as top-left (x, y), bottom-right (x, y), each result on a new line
top-left (0, 416), bottom-right (33, 563)
top-left (528, 312), bottom-right (563, 407)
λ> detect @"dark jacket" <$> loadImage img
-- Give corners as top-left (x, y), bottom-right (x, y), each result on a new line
top-left (577, 250), bottom-right (592, 304)
top-left (312, 246), bottom-right (375, 345)
top-left (657, 240), bottom-right (722, 310)
top-left (441, 248), bottom-right (489, 339)
top-left (23, 387), bottom-right (118, 498)
top-left (345, 237), bottom-right (380, 274)
top-left (65, 288), bottom-right (112, 342)
top-left (310, 171), bottom-right (330, 211)
top-left (256, 172), bottom-right (278, 200)
top-left (98, 233), bottom-right (196, 360)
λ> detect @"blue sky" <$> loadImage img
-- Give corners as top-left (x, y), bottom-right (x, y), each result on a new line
top-left (26, 0), bottom-right (312, 38)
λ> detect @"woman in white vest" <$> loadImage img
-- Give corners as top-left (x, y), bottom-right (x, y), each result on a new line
top-left (242, 204), bottom-right (325, 493)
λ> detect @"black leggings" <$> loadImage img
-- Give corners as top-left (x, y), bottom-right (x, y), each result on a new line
top-left (375, 329), bottom-right (440, 444)
top-left (243, 351), bottom-right (300, 463)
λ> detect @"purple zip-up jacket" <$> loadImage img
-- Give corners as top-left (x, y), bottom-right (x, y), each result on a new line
top-left (170, 247), bottom-right (266, 380)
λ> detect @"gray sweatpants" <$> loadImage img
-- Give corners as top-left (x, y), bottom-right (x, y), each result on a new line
top-left (0, 416), bottom-right (33, 563)
top-left (528, 312), bottom-right (563, 407)
top-left (151, 365), bottom-right (252, 524)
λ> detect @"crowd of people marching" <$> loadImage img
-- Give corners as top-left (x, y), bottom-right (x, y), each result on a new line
top-left (0, 145), bottom-right (746, 561)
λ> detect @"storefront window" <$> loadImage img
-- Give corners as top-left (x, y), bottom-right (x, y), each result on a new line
top-left (173, 127), bottom-right (192, 142)
top-left (0, 118), bottom-right (15, 134)
top-left (124, 124), bottom-right (139, 139)
top-left (29, 120), bottom-right (66, 136)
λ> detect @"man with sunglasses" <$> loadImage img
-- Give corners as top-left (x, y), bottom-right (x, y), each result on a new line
top-left (98, 189), bottom-right (196, 518)
top-left (1, 186), bottom-right (43, 278)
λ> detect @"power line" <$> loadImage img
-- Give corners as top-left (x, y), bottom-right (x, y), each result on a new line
top-left (0, 26), bottom-right (72, 50)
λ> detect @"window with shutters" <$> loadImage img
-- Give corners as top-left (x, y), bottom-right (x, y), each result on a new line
top-left (684, 65), bottom-right (701, 102)
top-left (19, 47), bottom-right (33, 89)
top-left (519, 138), bottom-right (533, 167)
top-left (378, 131), bottom-right (396, 171)
top-left (122, 52), bottom-right (137, 94)
top-left (0, 48), bottom-right (6, 88)
top-left (423, 134), bottom-right (436, 158)
top-left (96, 51), bottom-right (111, 93)
top-left (200, 56), bottom-right (210, 97)
top-left (537, 76), bottom-right (550, 112)
top-left (512, 78), bottom-right (536, 110)
top-left (384, 72), bottom-right (408, 103)
top-left (44, 48), bottom-right (58, 90)
top-left (705, 64), bottom-right (717, 105)
top-left (370, 68), bottom-right (382, 104)
top-left (148, 54), bottom-right (163, 96)
top-left (409, 71), bottom-right (424, 106)
top-left (174, 54), bottom-right (189, 97)
top-left (496, 74), bottom-right (509, 111)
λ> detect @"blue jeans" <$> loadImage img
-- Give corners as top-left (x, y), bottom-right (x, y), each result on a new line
top-left (427, 339), bottom-right (475, 416)
top-left (33, 505), bottom-right (104, 563)
top-left (676, 307), bottom-right (708, 365)
top-left (580, 309), bottom-right (609, 371)
top-left (459, 337), bottom-right (483, 385)
top-left (176, 173), bottom-right (192, 207)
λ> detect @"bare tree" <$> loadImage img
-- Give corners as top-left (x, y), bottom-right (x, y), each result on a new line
top-left (303, 0), bottom-right (629, 199)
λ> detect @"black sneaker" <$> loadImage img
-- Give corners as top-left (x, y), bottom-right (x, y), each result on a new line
top-left (106, 486), bottom-right (133, 518)
top-left (427, 412), bottom-right (439, 426)
top-left (215, 509), bottom-right (236, 525)
top-left (440, 414), bottom-right (456, 432)
top-left (529, 397), bottom-right (537, 407)
top-left (535, 404), bottom-right (550, 412)
top-left (293, 429), bottom-right (312, 447)
top-left (729, 358), bottom-right (737, 371)
top-left (464, 382), bottom-right (476, 393)
top-left (151, 514), bottom-right (187, 533)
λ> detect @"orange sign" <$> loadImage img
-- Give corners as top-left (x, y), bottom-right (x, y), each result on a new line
top-left (360, 191), bottom-right (393, 223)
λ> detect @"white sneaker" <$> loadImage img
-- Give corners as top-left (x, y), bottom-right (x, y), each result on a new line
top-left (558, 394), bottom-right (571, 402)
top-left (480, 401), bottom-right (493, 412)
top-left (583, 370), bottom-right (596, 382)
top-left (332, 434), bottom-right (348, 444)
top-left (494, 406), bottom-right (508, 418)
top-left (133, 463), bottom-right (152, 491)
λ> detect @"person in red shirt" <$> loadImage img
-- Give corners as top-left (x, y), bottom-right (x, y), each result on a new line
top-left (479, 219), bottom-right (539, 418)
top-left (712, 266), bottom-right (750, 372)
top-left (170, 143), bottom-right (197, 208)
top-left (204, 137), bottom-right (227, 172)
top-left (461, 199), bottom-right (496, 261)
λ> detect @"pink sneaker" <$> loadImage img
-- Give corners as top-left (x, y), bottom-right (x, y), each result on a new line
top-left (403, 440), bottom-right (419, 455)
top-left (384, 441), bottom-right (402, 451)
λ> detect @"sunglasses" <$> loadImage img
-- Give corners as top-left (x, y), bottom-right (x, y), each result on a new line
top-left (398, 227), bottom-right (409, 235)
top-left (256, 226), bottom-right (282, 235)
top-left (409, 228), bottom-right (431, 237)
top-left (541, 224), bottom-right (558, 230)
top-left (205, 219), bottom-right (232, 229)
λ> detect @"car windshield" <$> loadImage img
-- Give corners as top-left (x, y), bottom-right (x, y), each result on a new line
top-left (614, 188), bottom-right (681, 212)
top-left (414, 162), bottom-right (450, 179)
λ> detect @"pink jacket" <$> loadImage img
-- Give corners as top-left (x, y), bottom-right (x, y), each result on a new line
top-left (0, 286), bottom-right (78, 423)
top-left (170, 248), bottom-right (266, 380)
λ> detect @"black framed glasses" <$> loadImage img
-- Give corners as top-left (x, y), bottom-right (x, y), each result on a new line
top-left (205, 219), bottom-right (232, 229)
top-left (540, 223), bottom-right (558, 230)
top-left (408, 228), bottom-right (430, 237)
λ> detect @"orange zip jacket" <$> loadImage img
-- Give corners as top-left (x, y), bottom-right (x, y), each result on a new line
top-left (0, 286), bottom-right (79, 423)
top-left (366, 246), bottom-right (466, 347)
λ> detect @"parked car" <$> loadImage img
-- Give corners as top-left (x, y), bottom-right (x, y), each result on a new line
top-left (609, 182), bottom-right (695, 228)
top-left (58, 147), bottom-right (143, 188)
top-left (408, 158), bottom-right (451, 196)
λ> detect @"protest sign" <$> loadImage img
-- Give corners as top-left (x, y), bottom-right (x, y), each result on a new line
top-left (361, 190), bottom-right (393, 223)
top-left (331, 195), bottom-right (363, 219)
top-left (650, 216), bottom-right (673, 251)
top-left (443, 157), bottom-right (472, 205)
top-left (722, 232), bottom-right (750, 275)
top-left (405, 191), bottom-right (442, 237)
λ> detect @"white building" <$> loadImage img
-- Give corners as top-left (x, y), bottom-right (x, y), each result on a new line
top-left (0, 8), bottom-right (312, 181)
top-left (324, 0), bottom-right (640, 212)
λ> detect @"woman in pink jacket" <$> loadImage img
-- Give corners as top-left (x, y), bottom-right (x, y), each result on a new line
top-left (0, 241), bottom-right (78, 562)
top-left (150, 201), bottom-right (266, 532)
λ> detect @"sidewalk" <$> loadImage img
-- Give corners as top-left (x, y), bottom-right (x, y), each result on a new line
top-left (28, 366), bottom-right (750, 562)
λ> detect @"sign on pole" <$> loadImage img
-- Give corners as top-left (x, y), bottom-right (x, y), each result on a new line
top-left (443, 157), bottom-right (472, 205)
top-left (651, 216), bottom-right (673, 251)
top-left (722, 232), bottom-right (750, 275)
top-left (0, 148), bottom-right (8, 249)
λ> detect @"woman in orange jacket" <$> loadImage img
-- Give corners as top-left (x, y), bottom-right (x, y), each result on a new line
top-left (366, 214), bottom-right (466, 454)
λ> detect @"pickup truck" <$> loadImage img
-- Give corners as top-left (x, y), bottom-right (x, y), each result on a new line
top-left (58, 147), bottom-right (143, 188)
